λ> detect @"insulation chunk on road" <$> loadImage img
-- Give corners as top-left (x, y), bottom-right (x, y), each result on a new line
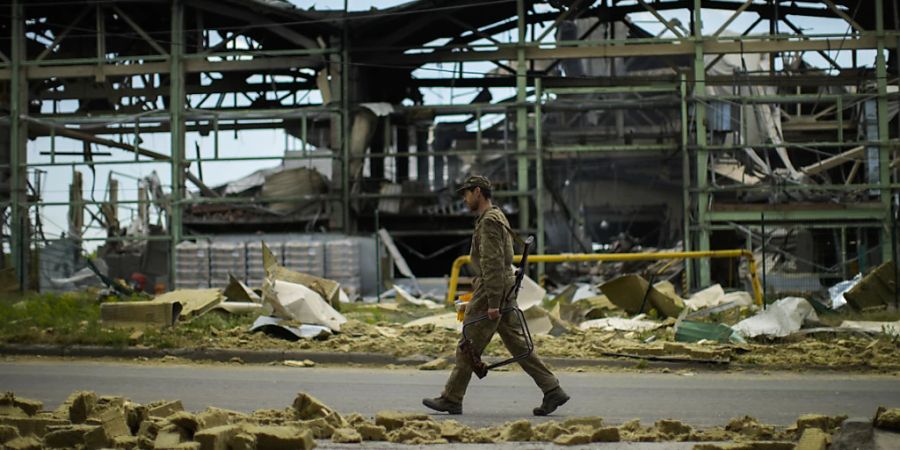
top-left (331, 427), bottom-right (362, 443)
top-left (374, 411), bottom-right (429, 431)
top-left (499, 419), bottom-right (532, 441)
top-left (875, 407), bottom-right (900, 431)
top-left (292, 392), bottom-right (338, 421)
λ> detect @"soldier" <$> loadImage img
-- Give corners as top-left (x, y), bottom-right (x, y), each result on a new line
top-left (422, 175), bottom-right (569, 416)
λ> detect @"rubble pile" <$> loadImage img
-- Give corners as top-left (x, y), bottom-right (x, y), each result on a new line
top-left (3, 390), bottom-right (894, 448)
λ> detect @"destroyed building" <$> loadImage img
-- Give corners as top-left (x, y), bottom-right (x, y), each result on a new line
top-left (0, 0), bottom-right (897, 299)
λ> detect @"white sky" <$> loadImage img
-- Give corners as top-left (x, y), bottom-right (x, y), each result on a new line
top-left (24, 1), bottom-right (877, 248)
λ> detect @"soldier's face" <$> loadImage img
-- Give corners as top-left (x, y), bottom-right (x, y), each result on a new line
top-left (463, 188), bottom-right (479, 211)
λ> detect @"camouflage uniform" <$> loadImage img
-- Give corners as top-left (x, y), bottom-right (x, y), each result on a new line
top-left (441, 203), bottom-right (560, 404)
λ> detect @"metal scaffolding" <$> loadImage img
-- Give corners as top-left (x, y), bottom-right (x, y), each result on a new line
top-left (1, 0), bottom-right (897, 292)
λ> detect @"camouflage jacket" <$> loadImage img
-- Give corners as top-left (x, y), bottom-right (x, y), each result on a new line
top-left (469, 206), bottom-right (515, 311)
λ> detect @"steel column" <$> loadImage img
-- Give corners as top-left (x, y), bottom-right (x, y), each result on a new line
top-left (876, 0), bottom-right (894, 264)
top-left (169, 0), bottom-right (185, 288)
top-left (9, 0), bottom-right (26, 289)
top-left (693, 0), bottom-right (711, 286)
top-left (516, 0), bottom-right (529, 231)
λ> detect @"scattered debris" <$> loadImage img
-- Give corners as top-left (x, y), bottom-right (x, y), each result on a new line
top-left (261, 279), bottom-right (346, 332)
top-left (844, 262), bottom-right (898, 311)
top-left (580, 315), bottom-right (666, 333)
top-left (600, 275), bottom-right (684, 318)
top-left (394, 284), bottom-right (442, 309)
top-left (733, 297), bottom-right (819, 338)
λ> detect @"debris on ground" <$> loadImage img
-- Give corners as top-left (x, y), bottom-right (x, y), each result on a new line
top-left (393, 284), bottom-right (442, 309)
top-left (843, 262), bottom-right (898, 311)
top-left (732, 297), bottom-right (819, 338)
top-left (2, 389), bottom-right (896, 448)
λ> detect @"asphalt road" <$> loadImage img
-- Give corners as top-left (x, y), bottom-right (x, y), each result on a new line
top-left (2, 358), bottom-right (898, 427)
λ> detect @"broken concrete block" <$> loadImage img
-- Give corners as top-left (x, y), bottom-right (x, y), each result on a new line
top-left (374, 411), bottom-right (428, 431)
top-left (0, 424), bottom-right (20, 443)
top-left (195, 408), bottom-right (231, 430)
top-left (553, 432), bottom-right (592, 446)
top-left (92, 406), bottom-right (131, 439)
top-left (656, 419), bottom-right (693, 436)
top-left (245, 425), bottom-right (315, 450)
top-left (168, 411), bottom-right (203, 436)
top-left (796, 427), bottom-right (830, 450)
top-left (153, 424), bottom-right (190, 450)
top-left (43, 425), bottom-right (95, 448)
top-left (1, 393), bottom-right (42, 417)
top-left (229, 432), bottom-right (255, 450)
top-left (794, 414), bottom-right (848, 433)
top-left (831, 417), bottom-right (874, 450)
top-left (4, 436), bottom-right (41, 450)
top-left (499, 419), bottom-right (532, 441)
top-left (291, 392), bottom-right (334, 420)
top-left (69, 391), bottom-right (98, 424)
top-left (875, 407), bottom-right (900, 431)
top-left (298, 417), bottom-right (336, 439)
top-left (194, 424), bottom-right (241, 450)
top-left (355, 423), bottom-right (387, 441)
top-left (83, 424), bottom-right (112, 449)
top-left (148, 400), bottom-right (184, 419)
top-left (332, 427), bottom-right (362, 443)
top-left (124, 402), bottom-right (147, 435)
top-left (0, 416), bottom-right (71, 438)
top-left (112, 435), bottom-right (138, 449)
top-left (591, 427), bottom-right (620, 442)
top-left (562, 416), bottom-right (604, 430)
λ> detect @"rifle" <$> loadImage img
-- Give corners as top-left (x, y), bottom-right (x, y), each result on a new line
top-left (459, 235), bottom-right (535, 379)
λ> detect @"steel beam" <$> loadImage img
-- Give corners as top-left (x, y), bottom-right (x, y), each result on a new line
top-left (9, 0), bottom-right (26, 290)
top-left (169, 0), bottom-right (185, 289)
top-left (876, 0), bottom-right (894, 264)
top-left (693, 0), bottom-right (711, 287)
top-left (516, 0), bottom-right (529, 232)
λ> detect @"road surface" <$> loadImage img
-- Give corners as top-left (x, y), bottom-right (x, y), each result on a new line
top-left (1, 358), bottom-right (897, 427)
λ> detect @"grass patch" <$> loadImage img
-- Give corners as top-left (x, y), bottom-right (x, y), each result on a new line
top-left (0, 291), bottom-right (130, 347)
top-left (340, 302), bottom-right (450, 325)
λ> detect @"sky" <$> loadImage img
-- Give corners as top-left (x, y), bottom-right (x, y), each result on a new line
top-left (21, 1), bottom-right (877, 249)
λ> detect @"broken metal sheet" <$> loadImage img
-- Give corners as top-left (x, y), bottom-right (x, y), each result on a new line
top-left (223, 274), bottom-right (262, 303)
top-left (48, 266), bottom-right (103, 291)
top-left (843, 262), bottom-right (898, 311)
top-left (262, 241), bottom-right (342, 309)
top-left (393, 284), bottom-right (442, 309)
top-left (152, 289), bottom-right (223, 321)
top-left (579, 314), bottom-right (664, 333)
top-left (516, 273), bottom-right (546, 310)
top-left (827, 273), bottom-right (861, 310)
top-left (572, 284), bottom-right (596, 302)
top-left (713, 161), bottom-right (761, 185)
top-left (600, 275), bottom-right (684, 318)
top-left (732, 297), bottom-right (819, 338)
top-left (262, 279), bottom-right (347, 332)
top-left (250, 315), bottom-right (332, 341)
top-left (523, 305), bottom-right (571, 336)
top-left (675, 320), bottom-right (738, 344)
top-left (404, 312), bottom-right (460, 331)
top-left (838, 320), bottom-right (900, 336)
top-left (378, 229), bottom-right (421, 294)
top-left (211, 302), bottom-right (263, 315)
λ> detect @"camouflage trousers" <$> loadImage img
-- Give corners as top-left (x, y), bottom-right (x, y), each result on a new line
top-left (441, 308), bottom-right (559, 404)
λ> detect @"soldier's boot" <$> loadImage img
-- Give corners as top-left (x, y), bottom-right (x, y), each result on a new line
top-left (533, 386), bottom-right (569, 416)
top-left (422, 396), bottom-right (462, 415)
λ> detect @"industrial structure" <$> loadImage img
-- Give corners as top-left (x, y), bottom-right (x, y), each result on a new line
top-left (1, 0), bottom-right (897, 296)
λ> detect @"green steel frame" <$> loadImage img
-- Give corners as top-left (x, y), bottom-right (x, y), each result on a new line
top-left (3, 0), bottom-right (898, 290)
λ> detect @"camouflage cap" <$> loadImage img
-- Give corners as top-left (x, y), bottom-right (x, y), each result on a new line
top-left (456, 175), bottom-right (492, 193)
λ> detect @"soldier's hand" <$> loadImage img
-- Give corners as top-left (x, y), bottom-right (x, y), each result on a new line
top-left (487, 308), bottom-right (500, 320)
